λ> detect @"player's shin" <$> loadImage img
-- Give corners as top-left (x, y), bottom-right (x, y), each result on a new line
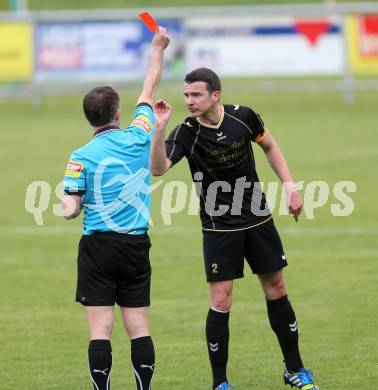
top-left (131, 336), bottom-right (155, 390)
top-left (206, 308), bottom-right (230, 389)
top-left (88, 339), bottom-right (112, 390)
top-left (266, 295), bottom-right (304, 373)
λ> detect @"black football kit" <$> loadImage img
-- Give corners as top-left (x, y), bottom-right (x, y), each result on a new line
top-left (166, 104), bottom-right (287, 280)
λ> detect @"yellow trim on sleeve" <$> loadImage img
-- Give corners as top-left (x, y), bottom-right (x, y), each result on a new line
top-left (254, 127), bottom-right (269, 143)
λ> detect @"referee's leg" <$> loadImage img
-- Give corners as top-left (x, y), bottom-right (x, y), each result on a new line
top-left (258, 270), bottom-right (304, 373)
top-left (86, 306), bottom-right (114, 390)
top-left (207, 280), bottom-right (233, 389)
top-left (121, 307), bottom-right (155, 390)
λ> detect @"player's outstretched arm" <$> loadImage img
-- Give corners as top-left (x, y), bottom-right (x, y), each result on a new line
top-left (137, 26), bottom-right (170, 107)
top-left (150, 100), bottom-right (172, 176)
top-left (258, 132), bottom-right (302, 221)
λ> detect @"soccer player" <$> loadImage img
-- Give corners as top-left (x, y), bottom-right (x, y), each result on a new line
top-left (150, 68), bottom-right (320, 390)
top-left (61, 27), bottom-right (171, 390)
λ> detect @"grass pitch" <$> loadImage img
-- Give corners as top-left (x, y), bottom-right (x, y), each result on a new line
top-left (0, 83), bottom-right (377, 389)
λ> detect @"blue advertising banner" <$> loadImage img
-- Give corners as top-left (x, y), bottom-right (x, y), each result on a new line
top-left (35, 20), bottom-right (184, 81)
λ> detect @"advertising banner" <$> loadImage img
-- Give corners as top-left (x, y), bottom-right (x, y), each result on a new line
top-left (0, 22), bottom-right (33, 82)
top-left (347, 15), bottom-right (378, 75)
top-left (185, 17), bottom-right (343, 76)
top-left (35, 20), bottom-right (184, 81)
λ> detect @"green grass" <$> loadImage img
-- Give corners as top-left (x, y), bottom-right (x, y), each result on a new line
top-left (1, 83), bottom-right (378, 389)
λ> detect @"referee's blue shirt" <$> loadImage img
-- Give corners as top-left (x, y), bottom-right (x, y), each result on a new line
top-left (63, 103), bottom-right (154, 235)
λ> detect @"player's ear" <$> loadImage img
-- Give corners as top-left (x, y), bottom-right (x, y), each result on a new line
top-left (114, 109), bottom-right (121, 121)
top-left (212, 91), bottom-right (221, 102)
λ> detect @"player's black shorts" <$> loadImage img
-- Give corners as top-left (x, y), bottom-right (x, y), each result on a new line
top-left (76, 232), bottom-right (151, 307)
top-left (203, 218), bottom-right (287, 282)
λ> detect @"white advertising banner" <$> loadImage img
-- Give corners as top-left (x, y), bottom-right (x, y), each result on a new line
top-left (185, 17), bottom-right (344, 76)
top-left (35, 20), bottom-right (184, 81)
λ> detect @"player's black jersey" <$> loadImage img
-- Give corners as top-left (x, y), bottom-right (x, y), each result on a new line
top-left (165, 104), bottom-right (271, 231)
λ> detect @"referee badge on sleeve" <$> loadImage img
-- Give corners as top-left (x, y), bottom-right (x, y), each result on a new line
top-left (65, 161), bottom-right (84, 178)
top-left (131, 115), bottom-right (152, 133)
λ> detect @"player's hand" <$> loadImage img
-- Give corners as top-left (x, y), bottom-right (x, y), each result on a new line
top-left (152, 26), bottom-right (170, 50)
top-left (153, 100), bottom-right (172, 131)
top-left (288, 190), bottom-right (302, 222)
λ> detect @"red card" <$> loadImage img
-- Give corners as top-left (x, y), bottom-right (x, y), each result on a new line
top-left (139, 12), bottom-right (158, 33)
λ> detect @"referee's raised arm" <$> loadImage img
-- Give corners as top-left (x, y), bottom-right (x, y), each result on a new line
top-left (137, 26), bottom-right (170, 107)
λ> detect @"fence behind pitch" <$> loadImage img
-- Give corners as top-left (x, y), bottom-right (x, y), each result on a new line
top-left (1, 2), bottom-right (378, 102)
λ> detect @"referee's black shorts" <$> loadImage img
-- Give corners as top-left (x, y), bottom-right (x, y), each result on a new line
top-left (203, 218), bottom-right (287, 282)
top-left (76, 232), bottom-right (151, 307)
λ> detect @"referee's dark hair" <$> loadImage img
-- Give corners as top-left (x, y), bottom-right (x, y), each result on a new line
top-left (83, 86), bottom-right (120, 127)
top-left (185, 68), bottom-right (222, 94)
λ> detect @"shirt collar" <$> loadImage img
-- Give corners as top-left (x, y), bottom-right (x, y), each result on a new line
top-left (94, 125), bottom-right (120, 138)
top-left (196, 104), bottom-right (224, 129)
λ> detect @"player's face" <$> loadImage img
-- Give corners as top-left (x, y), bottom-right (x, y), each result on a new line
top-left (184, 82), bottom-right (220, 117)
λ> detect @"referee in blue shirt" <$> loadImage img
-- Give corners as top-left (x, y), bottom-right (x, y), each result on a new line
top-left (61, 27), bottom-right (171, 390)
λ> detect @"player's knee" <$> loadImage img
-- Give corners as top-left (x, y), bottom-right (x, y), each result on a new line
top-left (90, 322), bottom-right (113, 339)
top-left (125, 322), bottom-right (149, 340)
top-left (122, 309), bottom-right (150, 339)
top-left (265, 278), bottom-right (286, 300)
top-left (212, 292), bottom-right (232, 311)
top-left (259, 270), bottom-right (287, 300)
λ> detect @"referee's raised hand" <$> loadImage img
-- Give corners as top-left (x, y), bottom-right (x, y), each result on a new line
top-left (138, 26), bottom-right (169, 106)
top-left (152, 26), bottom-right (170, 50)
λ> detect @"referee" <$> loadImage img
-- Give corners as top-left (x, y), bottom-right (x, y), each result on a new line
top-left (150, 68), bottom-right (320, 390)
top-left (61, 27), bottom-right (170, 390)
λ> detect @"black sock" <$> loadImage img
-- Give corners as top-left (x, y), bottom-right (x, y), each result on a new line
top-left (206, 308), bottom-right (230, 389)
top-left (131, 336), bottom-right (155, 390)
top-left (266, 295), bottom-right (303, 372)
top-left (88, 339), bottom-right (112, 390)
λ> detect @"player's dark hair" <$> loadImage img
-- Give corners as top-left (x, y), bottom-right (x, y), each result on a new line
top-left (83, 86), bottom-right (120, 127)
top-left (185, 68), bottom-right (221, 94)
